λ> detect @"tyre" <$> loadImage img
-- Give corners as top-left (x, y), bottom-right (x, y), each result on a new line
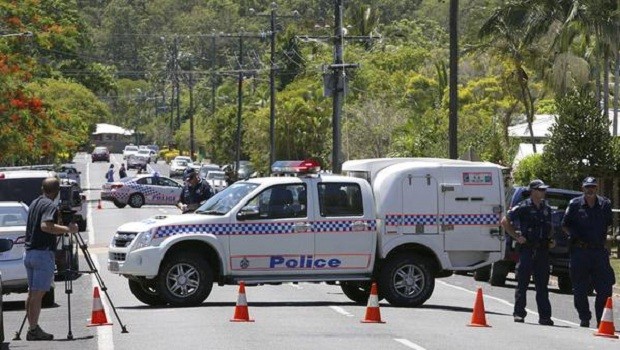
top-left (557, 274), bottom-right (572, 294)
top-left (473, 265), bottom-right (491, 282)
top-left (113, 200), bottom-right (127, 209)
top-left (42, 287), bottom-right (55, 308)
top-left (379, 253), bottom-right (435, 307)
top-left (340, 281), bottom-right (372, 304)
top-left (157, 253), bottom-right (213, 307)
top-left (490, 261), bottom-right (510, 286)
top-left (128, 193), bottom-right (145, 208)
top-left (128, 279), bottom-right (167, 306)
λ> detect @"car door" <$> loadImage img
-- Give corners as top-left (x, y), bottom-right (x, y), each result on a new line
top-left (229, 183), bottom-right (314, 277)
top-left (153, 177), bottom-right (183, 205)
top-left (312, 180), bottom-right (375, 275)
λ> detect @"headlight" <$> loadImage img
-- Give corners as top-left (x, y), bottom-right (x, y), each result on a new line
top-left (132, 230), bottom-right (155, 250)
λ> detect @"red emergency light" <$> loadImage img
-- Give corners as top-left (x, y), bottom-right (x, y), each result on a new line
top-left (271, 159), bottom-right (321, 175)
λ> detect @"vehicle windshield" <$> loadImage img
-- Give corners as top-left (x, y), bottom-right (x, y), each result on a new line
top-left (195, 182), bottom-right (258, 215)
top-left (125, 146), bottom-right (138, 152)
top-left (137, 150), bottom-right (150, 155)
top-left (0, 206), bottom-right (28, 227)
top-left (174, 160), bottom-right (188, 167)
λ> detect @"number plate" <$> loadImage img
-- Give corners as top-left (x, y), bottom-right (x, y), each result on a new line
top-left (108, 261), bottom-right (119, 272)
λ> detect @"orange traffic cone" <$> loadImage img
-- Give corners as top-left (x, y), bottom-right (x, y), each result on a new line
top-left (230, 281), bottom-right (254, 322)
top-left (87, 287), bottom-right (112, 327)
top-left (468, 287), bottom-right (491, 327)
top-left (594, 297), bottom-right (619, 339)
top-left (97, 199), bottom-right (102, 210)
top-left (361, 282), bottom-right (385, 323)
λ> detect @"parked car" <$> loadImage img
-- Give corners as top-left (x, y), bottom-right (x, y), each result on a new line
top-left (198, 164), bottom-right (220, 180)
top-left (474, 186), bottom-right (582, 293)
top-left (0, 202), bottom-right (55, 307)
top-left (169, 159), bottom-right (189, 177)
top-left (100, 174), bottom-right (183, 208)
top-left (135, 149), bottom-right (156, 164)
top-left (57, 164), bottom-right (81, 187)
top-left (91, 146), bottom-right (110, 162)
top-left (204, 170), bottom-right (227, 193)
top-left (122, 145), bottom-right (139, 160)
top-left (127, 154), bottom-right (148, 172)
top-left (146, 144), bottom-right (160, 153)
top-left (0, 238), bottom-right (15, 343)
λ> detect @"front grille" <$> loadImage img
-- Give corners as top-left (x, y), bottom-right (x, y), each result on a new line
top-left (109, 252), bottom-right (126, 261)
top-left (113, 231), bottom-right (137, 247)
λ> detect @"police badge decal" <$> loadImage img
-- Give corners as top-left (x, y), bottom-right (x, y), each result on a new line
top-left (240, 257), bottom-right (250, 269)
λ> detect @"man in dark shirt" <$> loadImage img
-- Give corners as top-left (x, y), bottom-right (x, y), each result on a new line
top-left (176, 168), bottom-right (213, 213)
top-left (24, 177), bottom-right (78, 341)
top-left (562, 176), bottom-right (615, 328)
top-left (501, 179), bottom-right (554, 326)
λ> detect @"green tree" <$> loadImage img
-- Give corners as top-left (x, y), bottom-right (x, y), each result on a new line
top-left (541, 90), bottom-right (613, 188)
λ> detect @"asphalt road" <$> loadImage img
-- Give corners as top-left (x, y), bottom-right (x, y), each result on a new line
top-left (2, 153), bottom-right (618, 349)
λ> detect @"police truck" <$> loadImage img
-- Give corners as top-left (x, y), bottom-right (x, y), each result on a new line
top-left (107, 158), bottom-right (508, 307)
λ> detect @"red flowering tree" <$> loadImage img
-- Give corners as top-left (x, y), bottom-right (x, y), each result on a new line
top-left (0, 0), bottom-right (95, 165)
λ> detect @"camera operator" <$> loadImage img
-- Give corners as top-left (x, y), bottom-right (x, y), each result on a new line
top-left (23, 177), bottom-right (78, 341)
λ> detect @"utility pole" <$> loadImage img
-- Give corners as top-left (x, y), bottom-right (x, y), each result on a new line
top-left (250, 3), bottom-right (299, 166)
top-left (329, 0), bottom-right (360, 173)
top-left (448, 0), bottom-right (458, 159)
top-left (235, 34), bottom-right (244, 177)
top-left (211, 32), bottom-right (217, 117)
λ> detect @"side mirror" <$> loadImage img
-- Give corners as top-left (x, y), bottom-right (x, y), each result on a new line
top-left (0, 238), bottom-right (14, 253)
top-left (237, 206), bottom-right (260, 220)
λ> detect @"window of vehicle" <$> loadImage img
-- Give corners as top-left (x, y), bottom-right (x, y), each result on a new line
top-left (242, 184), bottom-right (307, 219)
top-left (195, 182), bottom-right (259, 215)
top-left (158, 177), bottom-right (181, 188)
top-left (0, 206), bottom-right (28, 227)
top-left (318, 183), bottom-right (363, 217)
top-left (0, 177), bottom-right (47, 206)
top-left (136, 177), bottom-right (158, 186)
top-left (124, 146), bottom-right (138, 152)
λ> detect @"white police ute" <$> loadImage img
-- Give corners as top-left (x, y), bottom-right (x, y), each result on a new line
top-left (108, 158), bottom-right (507, 307)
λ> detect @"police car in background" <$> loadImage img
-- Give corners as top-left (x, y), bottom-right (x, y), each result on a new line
top-left (101, 173), bottom-right (183, 208)
top-left (108, 158), bottom-right (507, 307)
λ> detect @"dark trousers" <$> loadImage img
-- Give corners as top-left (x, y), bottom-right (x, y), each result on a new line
top-left (569, 248), bottom-right (615, 324)
top-left (514, 247), bottom-right (551, 320)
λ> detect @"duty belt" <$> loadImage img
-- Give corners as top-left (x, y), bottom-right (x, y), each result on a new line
top-left (571, 241), bottom-right (604, 249)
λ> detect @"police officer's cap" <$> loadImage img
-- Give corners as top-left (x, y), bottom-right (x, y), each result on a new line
top-left (582, 176), bottom-right (597, 187)
top-left (528, 179), bottom-right (549, 190)
top-left (184, 168), bottom-right (197, 181)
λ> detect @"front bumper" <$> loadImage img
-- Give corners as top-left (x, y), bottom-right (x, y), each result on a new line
top-left (107, 246), bottom-right (163, 278)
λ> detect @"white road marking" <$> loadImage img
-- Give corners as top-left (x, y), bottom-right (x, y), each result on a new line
top-left (86, 160), bottom-right (115, 350)
top-left (437, 280), bottom-right (580, 327)
top-left (329, 306), bottom-right (354, 317)
top-left (394, 338), bottom-right (428, 350)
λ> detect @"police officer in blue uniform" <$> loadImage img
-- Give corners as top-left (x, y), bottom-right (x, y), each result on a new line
top-left (561, 176), bottom-right (615, 328)
top-left (176, 168), bottom-right (213, 213)
top-left (501, 179), bottom-right (554, 326)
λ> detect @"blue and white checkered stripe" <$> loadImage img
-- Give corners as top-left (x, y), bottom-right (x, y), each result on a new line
top-left (385, 214), bottom-right (499, 226)
top-left (442, 214), bottom-right (499, 225)
top-left (154, 219), bottom-right (377, 238)
top-left (386, 214), bottom-right (437, 226)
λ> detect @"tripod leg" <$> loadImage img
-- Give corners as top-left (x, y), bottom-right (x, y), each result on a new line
top-left (13, 313), bottom-right (27, 340)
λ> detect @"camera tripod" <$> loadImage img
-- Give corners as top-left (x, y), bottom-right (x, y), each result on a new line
top-left (14, 230), bottom-right (129, 340)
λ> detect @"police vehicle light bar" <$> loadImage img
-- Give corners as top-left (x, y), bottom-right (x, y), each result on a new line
top-left (271, 160), bottom-right (321, 175)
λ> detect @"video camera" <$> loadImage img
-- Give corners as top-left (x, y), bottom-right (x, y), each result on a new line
top-left (58, 183), bottom-right (81, 225)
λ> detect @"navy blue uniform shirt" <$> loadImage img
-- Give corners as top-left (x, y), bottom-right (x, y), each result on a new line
top-left (180, 180), bottom-right (212, 206)
top-left (507, 199), bottom-right (552, 244)
top-left (562, 195), bottom-right (611, 246)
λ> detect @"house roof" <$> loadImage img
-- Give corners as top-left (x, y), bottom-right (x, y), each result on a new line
top-left (508, 111), bottom-right (620, 139)
top-left (92, 123), bottom-right (134, 136)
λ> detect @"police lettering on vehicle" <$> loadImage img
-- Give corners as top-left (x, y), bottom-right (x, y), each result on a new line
top-left (269, 255), bottom-right (342, 269)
